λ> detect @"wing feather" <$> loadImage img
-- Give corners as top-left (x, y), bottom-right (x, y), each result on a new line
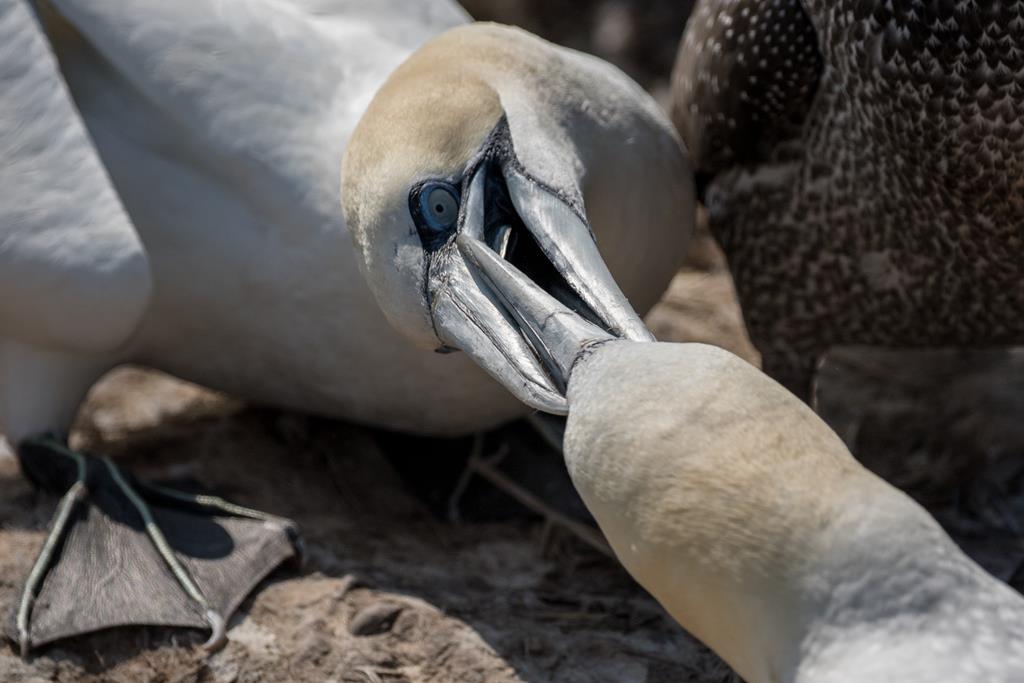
top-left (44, 0), bottom-right (468, 231)
top-left (0, 0), bottom-right (150, 353)
top-left (671, 0), bottom-right (823, 175)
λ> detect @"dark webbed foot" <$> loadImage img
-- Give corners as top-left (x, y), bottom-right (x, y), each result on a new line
top-left (6, 436), bottom-right (301, 657)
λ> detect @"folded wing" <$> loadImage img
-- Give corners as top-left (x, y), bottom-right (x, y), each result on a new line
top-left (0, 0), bottom-right (151, 353)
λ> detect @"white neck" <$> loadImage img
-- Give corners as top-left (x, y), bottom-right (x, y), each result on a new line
top-left (563, 342), bottom-right (1024, 683)
top-left (791, 488), bottom-right (1024, 683)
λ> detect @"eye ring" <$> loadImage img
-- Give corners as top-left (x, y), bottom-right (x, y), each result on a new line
top-left (416, 182), bottom-right (461, 233)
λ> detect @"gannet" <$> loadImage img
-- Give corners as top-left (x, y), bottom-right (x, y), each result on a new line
top-left (0, 0), bottom-right (692, 653)
top-left (671, 0), bottom-right (1024, 399)
top-left (457, 237), bottom-right (1024, 683)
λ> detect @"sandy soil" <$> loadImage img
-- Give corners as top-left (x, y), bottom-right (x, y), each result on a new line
top-left (3, 2), bottom-right (1024, 682)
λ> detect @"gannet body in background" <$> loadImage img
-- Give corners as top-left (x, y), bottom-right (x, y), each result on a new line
top-left (671, 0), bottom-right (1024, 399)
top-left (458, 242), bottom-right (1024, 683)
top-left (0, 0), bottom-right (692, 652)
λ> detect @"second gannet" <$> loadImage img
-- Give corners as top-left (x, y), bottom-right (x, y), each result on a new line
top-left (0, 0), bottom-right (692, 653)
top-left (457, 233), bottom-right (1024, 683)
top-left (671, 0), bottom-right (1024, 399)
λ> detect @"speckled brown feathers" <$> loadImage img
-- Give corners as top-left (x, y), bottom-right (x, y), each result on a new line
top-left (672, 0), bottom-right (1024, 398)
top-left (673, 0), bottom-right (822, 175)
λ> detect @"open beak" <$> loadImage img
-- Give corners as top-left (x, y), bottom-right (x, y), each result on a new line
top-left (456, 233), bottom-right (616, 391)
top-left (430, 160), bottom-right (652, 414)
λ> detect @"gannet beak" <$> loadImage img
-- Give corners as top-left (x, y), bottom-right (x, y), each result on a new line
top-left (430, 159), bottom-right (650, 414)
top-left (456, 234), bottom-right (615, 391)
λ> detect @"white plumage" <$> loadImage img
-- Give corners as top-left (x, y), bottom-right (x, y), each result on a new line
top-left (0, 0), bottom-right (688, 442)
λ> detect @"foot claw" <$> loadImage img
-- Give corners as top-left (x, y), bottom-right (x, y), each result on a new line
top-left (202, 610), bottom-right (227, 652)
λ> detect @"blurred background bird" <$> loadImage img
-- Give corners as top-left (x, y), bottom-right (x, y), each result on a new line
top-left (672, 0), bottom-right (1024, 401)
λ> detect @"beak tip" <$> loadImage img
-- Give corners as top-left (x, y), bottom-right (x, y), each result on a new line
top-left (529, 393), bottom-right (569, 416)
top-left (631, 326), bottom-right (657, 343)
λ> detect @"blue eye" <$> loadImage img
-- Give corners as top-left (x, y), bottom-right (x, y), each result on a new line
top-left (417, 182), bottom-right (460, 232)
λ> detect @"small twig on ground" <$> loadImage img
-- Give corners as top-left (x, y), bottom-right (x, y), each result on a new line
top-left (447, 433), bottom-right (486, 522)
top-left (348, 667), bottom-right (383, 683)
top-left (468, 451), bottom-right (612, 558)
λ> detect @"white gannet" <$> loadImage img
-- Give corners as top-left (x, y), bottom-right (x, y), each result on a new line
top-left (0, 0), bottom-right (692, 653)
top-left (456, 237), bottom-right (1024, 683)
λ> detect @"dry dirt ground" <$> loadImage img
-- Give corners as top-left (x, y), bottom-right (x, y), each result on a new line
top-left (4, 2), bottom-right (1024, 682)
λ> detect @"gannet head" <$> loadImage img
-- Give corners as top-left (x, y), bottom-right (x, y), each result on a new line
top-left (343, 23), bottom-right (693, 414)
